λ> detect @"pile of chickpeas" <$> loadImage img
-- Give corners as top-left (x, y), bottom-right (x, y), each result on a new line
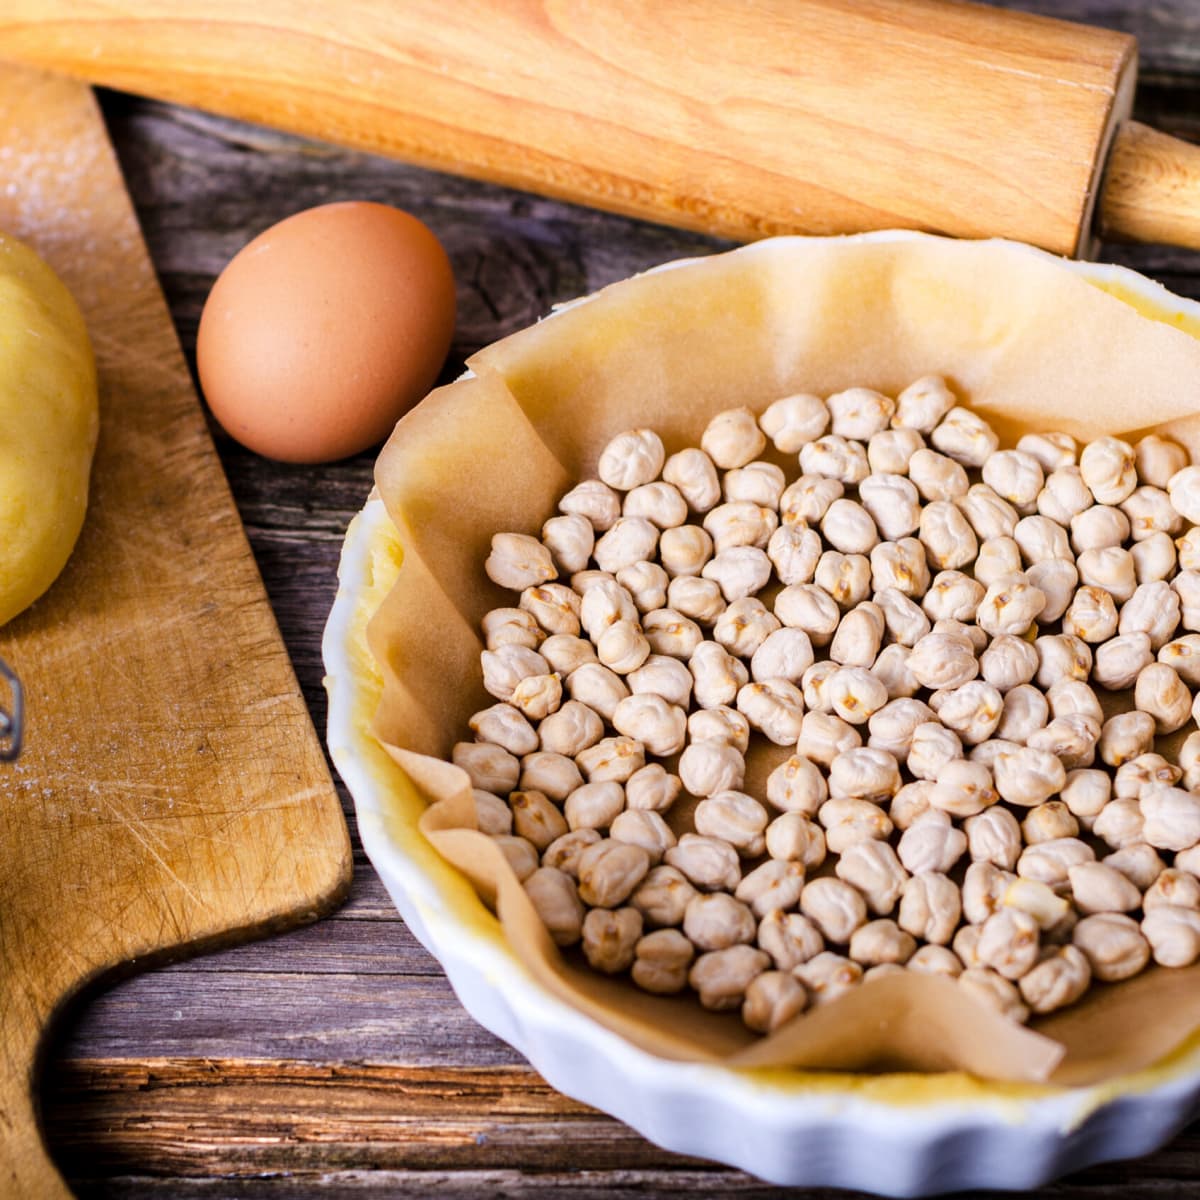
top-left (450, 376), bottom-right (1200, 1034)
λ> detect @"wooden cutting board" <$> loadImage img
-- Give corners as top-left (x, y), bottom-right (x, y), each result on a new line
top-left (0, 65), bottom-right (352, 1198)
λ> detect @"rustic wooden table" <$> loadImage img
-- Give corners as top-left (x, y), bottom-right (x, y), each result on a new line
top-left (33, 1), bottom-right (1200, 1195)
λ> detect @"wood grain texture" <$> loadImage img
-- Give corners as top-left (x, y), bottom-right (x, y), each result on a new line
top-left (1101, 120), bottom-right (1200, 247)
top-left (24, 1), bottom-right (1200, 1195)
top-left (0, 0), bottom-right (1139, 254)
top-left (0, 66), bottom-right (350, 1198)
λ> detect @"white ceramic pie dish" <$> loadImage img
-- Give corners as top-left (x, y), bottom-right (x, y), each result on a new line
top-left (322, 232), bottom-right (1200, 1193)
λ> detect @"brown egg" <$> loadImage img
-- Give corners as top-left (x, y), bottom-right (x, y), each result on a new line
top-left (197, 201), bottom-right (455, 463)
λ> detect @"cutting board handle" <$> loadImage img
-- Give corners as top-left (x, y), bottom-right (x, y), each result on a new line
top-left (1100, 121), bottom-right (1200, 250)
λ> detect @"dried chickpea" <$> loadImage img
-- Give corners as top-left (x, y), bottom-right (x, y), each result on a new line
top-left (766, 524), bottom-right (822, 586)
top-left (898, 872), bottom-right (961, 945)
top-left (687, 705), bottom-right (750, 753)
top-left (774, 582), bottom-right (841, 645)
top-left (524, 867), bottom-right (586, 946)
top-left (828, 386), bottom-right (895, 439)
top-left (576, 735), bottom-right (645, 784)
top-left (849, 919), bottom-right (917, 966)
top-left (558, 478), bottom-right (621, 532)
top-left (1078, 436), bottom-right (1137, 505)
top-left (665, 833), bottom-right (742, 893)
top-left (1070, 504), bottom-right (1130, 554)
top-left (594, 516), bottom-right (659, 576)
top-left (598, 429), bottom-right (665, 491)
top-left (1027, 558), bottom-right (1079, 624)
top-left (742, 970), bottom-right (808, 1033)
top-left (766, 811), bottom-right (828, 869)
top-left (1092, 632), bottom-right (1153, 691)
top-left (1143, 905), bottom-right (1200, 967)
top-left (736, 678), bottom-right (806, 745)
top-left (815, 551), bottom-right (872, 609)
top-left (907, 628), bottom-right (978, 690)
top-left (957, 483), bottom-right (1019, 542)
top-left (1143, 868), bottom-right (1200, 911)
top-left (898, 810), bottom-right (968, 875)
top-left (621, 764), bottom-right (681, 817)
top-left (702, 407), bottom-right (766, 469)
top-left (689, 640), bottom-right (750, 709)
top-left (975, 536), bottom-right (1024, 587)
top-left (612, 693), bottom-right (687, 757)
top-left (616, 560), bottom-right (670, 614)
top-left (1013, 515), bottom-right (1072, 566)
top-left (658, 524), bottom-right (715, 578)
top-left (1019, 944), bottom-right (1091, 1014)
top-left (689, 944), bottom-right (770, 1010)
top-left (958, 967), bottom-right (1029, 1023)
top-left (632, 927), bottom-right (695, 993)
top-left (907, 721), bottom-right (963, 781)
top-left (799, 434), bottom-right (869, 484)
top-left (757, 910), bottom-right (825, 970)
top-left (835, 840), bottom-right (909, 916)
top-left (918, 500), bottom-right (978, 571)
top-left (662, 447), bottom-right (721, 514)
top-left (493, 835), bottom-right (541, 882)
top-left (1063, 586), bottom-right (1118, 643)
top-left (543, 828), bottom-right (603, 878)
top-left (859, 473), bottom-right (922, 540)
top-left (800, 877), bottom-right (870, 943)
top-left (1037, 466), bottom-right (1092, 525)
top-left (735, 859), bottom-right (807, 919)
top-left (909, 447), bottom-right (969, 502)
top-left (765, 754), bottom-right (828, 816)
top-left (907, 944), bottom-right (964, 977)
top-left (867, 428), bottom-right (924, 476)
top-left (582, 906), bottom-right (644, 974)
top-left (559, 778), bottom-right (623, 831)
top-left (870, 538), bottom-right (930, 598)
top-left (625, 481), bottom-right (688, 530)
top-left (866, 697), bottom-right (935, 761)
top-left (964, 805), bottom-right (1023, 870)
top-left (982, 449), bottom-right (1043, 512)
top-left (1133, 531), bottom-right (1177, 584)
top-left (797, 710), bottom-right (862, 768)
top-left (780, 475), bottom-right (843, 526)
top-left (759, 392), bottom-right (829, 452)
top-left (630, 864), bottom-right (697, 927)
top-left (694, 790), bottom-right (770, 858)
top-left (931, 406), bottom-right (998, 468)
top-left (976, 908), bottom-right (1041, 980)
top-left (993, 684), bottom-right (1050, 745)
top-left (1072, 913), bottom-right (1151, 982)
top-left (703, 545), bottom-right (773, 602)
top-left (713, 596), bottom-right (781, 658)
top-left (894, 375), bottom-right (956, 433)
top-left (793, 951), bottom-right (864, 1006)
top-left (703, 501), bottom-right (778, 555)
top-left (819, 797), bottom-right (893, 855)
top-left (830, 602), bottom-right (886, 669)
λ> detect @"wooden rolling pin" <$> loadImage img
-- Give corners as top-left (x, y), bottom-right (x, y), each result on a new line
top-left (3, 0), bottom-right (1199, 255)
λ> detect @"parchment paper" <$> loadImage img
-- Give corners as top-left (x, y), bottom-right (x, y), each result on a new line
top-left (367, 235), bottom-right (1200, 1086)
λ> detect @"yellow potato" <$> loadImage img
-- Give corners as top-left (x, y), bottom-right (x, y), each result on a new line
top-left (0, 233), bottom-right (98, 625)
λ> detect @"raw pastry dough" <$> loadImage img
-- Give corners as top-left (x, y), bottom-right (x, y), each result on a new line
top-left (0, 233), bottom-right (98, 625)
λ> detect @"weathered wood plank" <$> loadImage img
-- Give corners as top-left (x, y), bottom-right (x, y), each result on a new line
top-left (40, 1059), bottom-right (1200, 1196)
top-left (51, 973), bottom-right (519, 1067)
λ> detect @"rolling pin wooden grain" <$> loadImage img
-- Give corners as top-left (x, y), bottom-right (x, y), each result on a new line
top-left (2, 0), bottom-right (1199, 255)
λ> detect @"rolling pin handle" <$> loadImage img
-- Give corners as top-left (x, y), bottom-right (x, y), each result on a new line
top-left (1099, 120), bottom-right (1200, 250)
